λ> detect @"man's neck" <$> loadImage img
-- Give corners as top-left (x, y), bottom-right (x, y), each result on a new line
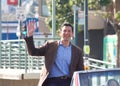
top-left (61, 40), bottom-right (70, 47)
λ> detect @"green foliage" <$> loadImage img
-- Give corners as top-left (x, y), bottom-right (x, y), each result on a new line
top-left (102, 12), bottom-right (111, 19)
top-left (58, 0), bottom-right (69, 4)
top-left (47, 0), bottom-right (78, 32)
top-left (99, 0), bottom-right (112, 6)
top-left (88, 0), bottom-right (99, 10)
top-left (88, 0), bottom-right (112, 10)
top-left (56, 2), bottom-right (73, 29)
top-left (114, 11), bottom-right (120, 22)
top-left (46, 0), bottom-right (112, 33)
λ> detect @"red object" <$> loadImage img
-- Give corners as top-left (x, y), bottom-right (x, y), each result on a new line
top-left (74, 73), bottom-right (80, 86)
top-left (7, 0), bottom-right (18, 5)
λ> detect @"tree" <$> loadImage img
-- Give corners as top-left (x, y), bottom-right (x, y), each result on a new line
top-left (46, 0), bottom-right (112, 35)
top-left (99, 0), bottom-right (112, 6)
top-left (114, 11), bottom-right (120, 22)
top-left (88, 0), bottom-right (112, 10)
top-left (47, 0), bottom-right (82, 33)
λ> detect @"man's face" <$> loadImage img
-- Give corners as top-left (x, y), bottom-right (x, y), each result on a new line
top-left (60, 26), bottom-right (74, 42)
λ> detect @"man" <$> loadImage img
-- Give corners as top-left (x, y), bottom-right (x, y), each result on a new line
top-left (24, 21), bottom-right (84, 86)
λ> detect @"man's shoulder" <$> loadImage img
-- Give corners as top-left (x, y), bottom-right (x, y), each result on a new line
top-left (45, 40), bottom-right (59, 46)
top-left (72, 44), bottom-right (82, 52)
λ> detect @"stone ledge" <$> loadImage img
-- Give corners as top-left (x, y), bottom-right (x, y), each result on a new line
top-left (0, 69), bottom-right (40, 80)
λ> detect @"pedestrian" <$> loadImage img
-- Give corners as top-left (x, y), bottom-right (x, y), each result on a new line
top-left (24, 21), bottom-right (84, 86)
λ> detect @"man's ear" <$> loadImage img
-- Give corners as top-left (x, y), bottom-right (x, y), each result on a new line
top-left (72, 33), bottom-right (74, 38)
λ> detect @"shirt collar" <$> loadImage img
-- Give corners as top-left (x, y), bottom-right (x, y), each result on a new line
top-left (59, 41), bottom-right (71, 47)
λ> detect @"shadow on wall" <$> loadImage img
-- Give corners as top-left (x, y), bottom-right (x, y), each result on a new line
top-left (77, 29), bottom-right (103, 60)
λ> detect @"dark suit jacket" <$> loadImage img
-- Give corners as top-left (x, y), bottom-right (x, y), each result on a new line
top-left (24, 36), bottom-right (84, 85)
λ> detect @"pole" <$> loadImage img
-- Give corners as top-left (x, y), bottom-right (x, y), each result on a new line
top-left (83, 0), bottom-right (90, 70)
top-left (84, 0), bottom-right (88, 47)
top-left (73, 5), bottom-right (78, 45)
top-left (117, 30), bottom-right (120, 67)
top-left (0, 0), bottom-right (2, 67)
top-left (18, 0), bottom-right (22, 39)
top-left (84, 0), bottom-right (90, 56)
top-left (18, 0), bottom-right (21, 69)
top-left (52, 0), bottom-right (56, 38)
top-left (0, 0), bottom-right (1, 40)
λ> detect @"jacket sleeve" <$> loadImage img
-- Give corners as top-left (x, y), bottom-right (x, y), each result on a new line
top-left (77, 49), bottom-right (84, 70)
top-left (24, 36), bottom-right (47, 56)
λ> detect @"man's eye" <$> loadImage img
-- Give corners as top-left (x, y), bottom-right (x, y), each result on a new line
top-left (63, 30), bottom-right (66, 32)
top-left (68, 30), bottom-right (71, 32)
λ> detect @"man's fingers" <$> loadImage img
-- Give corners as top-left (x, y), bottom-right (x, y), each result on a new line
top-left (27, 20), bottom-right (36, 36)
top-left (27, 20), bottom-right (36, 30)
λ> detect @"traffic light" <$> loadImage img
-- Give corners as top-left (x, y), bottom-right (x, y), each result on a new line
top-left (21, 18), bottom-right (39, 38)
top-left (21, 25), bottom-right (27, 37)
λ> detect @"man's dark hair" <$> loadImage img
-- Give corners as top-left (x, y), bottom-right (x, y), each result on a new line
top-left (61, 22), bottom-right (73, 32)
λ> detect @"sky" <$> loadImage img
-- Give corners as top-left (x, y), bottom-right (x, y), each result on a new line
top-left (1, 0), bottom-right (9, 13)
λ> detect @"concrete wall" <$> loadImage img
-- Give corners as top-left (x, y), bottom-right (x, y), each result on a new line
top-left (0, 79), bottom-right (39, 86)
top-left (0, 70), bottom-right (40, 86)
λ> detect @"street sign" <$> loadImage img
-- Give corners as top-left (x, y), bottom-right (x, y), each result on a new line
top-left (7, 0), bottom-right (18, 5)
top-left (83, 45), bottom-right (90, 55)
top-left (22, 18), bottom-right (39, 37)
top-left (16, 7), bottom-right (26, 21)
top-left (25, 18), bottom-right (39, 29)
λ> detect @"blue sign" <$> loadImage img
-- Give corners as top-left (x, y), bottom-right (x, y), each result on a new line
top-left (22, 18), bottom-right (39, 36)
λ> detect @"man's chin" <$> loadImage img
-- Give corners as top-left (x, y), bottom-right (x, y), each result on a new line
top-left (63, 39), bottom-right (70, 42)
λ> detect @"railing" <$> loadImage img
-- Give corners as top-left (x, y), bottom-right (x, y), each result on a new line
top-left (88, 57), bottom-right (116, 69)
top-left (0, 38), bottom-right (117, 73)
top-left (0, 38), bottom-right (59, 73)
